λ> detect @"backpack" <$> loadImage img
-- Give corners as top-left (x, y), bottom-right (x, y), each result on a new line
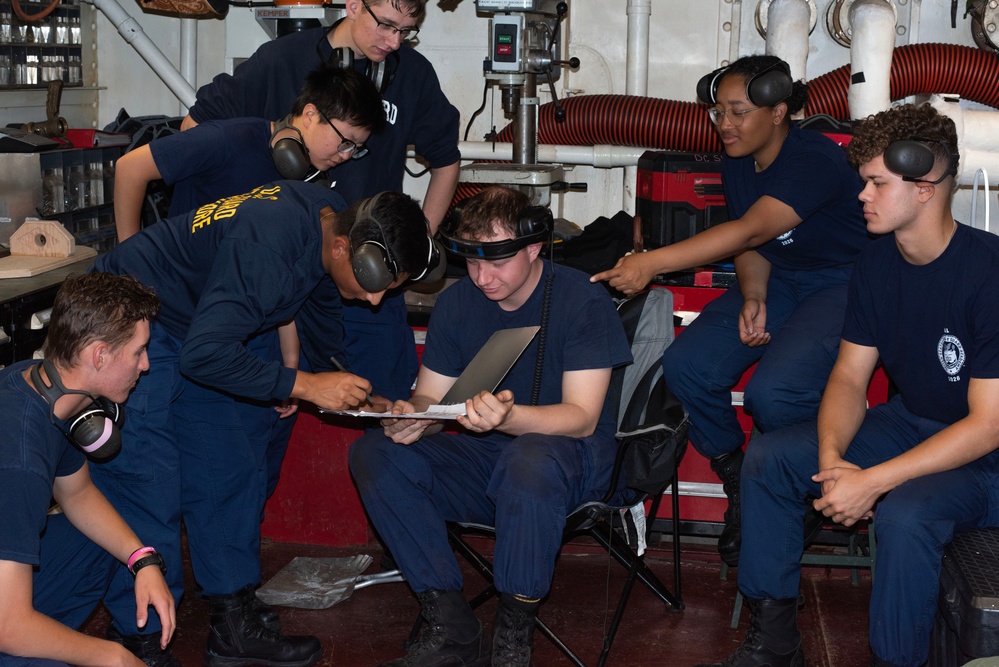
top-left (609, 289), bottom-right (690, 496)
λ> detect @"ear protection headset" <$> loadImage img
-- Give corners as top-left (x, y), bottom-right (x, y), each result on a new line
top-left (270, 115), bottom-right (321, 182)
top-left (349, 193), bottom-right (447, 292)
top-left (884, 138), bottom-right (959, 185)
top-left (329, 46), bottom-right (398, 95)
top-left (29, 359), bottom-right (123, 461)
top-left (440, 203), bottom-right (553, 260)
top-left (696, 60), bottom-right (794, 107)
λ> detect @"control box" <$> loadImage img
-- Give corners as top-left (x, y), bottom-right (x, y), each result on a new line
top-left (636, 150), bottom-right (728, 249)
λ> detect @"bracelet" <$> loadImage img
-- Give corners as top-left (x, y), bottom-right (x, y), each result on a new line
top-left (127, 546), bottom-right (156, 571)
top-left (129, 552), bottom-right (167, 577)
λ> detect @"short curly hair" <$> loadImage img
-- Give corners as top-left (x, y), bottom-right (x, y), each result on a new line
top-left (847, 103), bottom-right (959, 177)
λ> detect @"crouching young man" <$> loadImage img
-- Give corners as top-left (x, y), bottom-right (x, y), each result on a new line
top-left (696, 103), bottom-right (999, 667)
top-left (349, 186), bottom-right (633, 666)
top-left (0, 272), bottom-right (174, 666)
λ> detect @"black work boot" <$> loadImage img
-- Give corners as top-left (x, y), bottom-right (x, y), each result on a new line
top-left (491, 594), bottom-right (538, 667)
top-left (710, 447), bottom-right (745, 567)
top-left (250, 587), bottom-right (282, 633)
top-left (107, 626), bottom-right (182, 667)
top-left (379, 589), bottom-right (488, 667)
top-left (695, 597), bottom-right (805, 667)
top-left (204, 584), bottom-right (322, 667)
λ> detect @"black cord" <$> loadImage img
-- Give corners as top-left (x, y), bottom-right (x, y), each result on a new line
top-left (463, 79), bottom-right (490, 142)
top-left (405, 164), bottom-right (430, 178)
top-left (530, 271), bottom-right (553, 406)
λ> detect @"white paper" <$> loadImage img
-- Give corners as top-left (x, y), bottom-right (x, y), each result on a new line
top-left (319, 403), bottom-right (466, 420)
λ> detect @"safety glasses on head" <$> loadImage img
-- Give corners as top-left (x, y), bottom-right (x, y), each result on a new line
top-left (441, 203), bottom-right (552, 260)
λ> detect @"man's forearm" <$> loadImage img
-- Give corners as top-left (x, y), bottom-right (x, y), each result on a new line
top-left (422, 162), bottom-right (460, 233)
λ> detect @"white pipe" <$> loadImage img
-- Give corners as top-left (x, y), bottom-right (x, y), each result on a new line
top-left (87, 0), bottom-right (197, 108)
top-left (456, 142), bottom-right (646, 168)
top-left (625, 0), bottom-right (650, 96)
top-left (765, 0), bottom-right (811, 82)
top-left (180, 19), bottom-right (197, 115)
top-left (927, 96), bottom-right (999, 186)
top-left (847, 0), bottom-right (896, 120)
top-left (623, 0), bottom-right (651, 219)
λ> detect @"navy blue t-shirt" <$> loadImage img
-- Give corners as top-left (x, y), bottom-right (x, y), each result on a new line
top-left (722, 124), bottom-right (869, 270)
top-left (149, 118), bottom-right (281, 218)
top-left (188, 26), bottom-right (460, 205)
top-left (94, 180), bottom-right (346, 401)
top-left (423, 261), bottom-right (632, 441)
top-left (0, 360), bottom-right (85, 566)
top-left (843, 224), bottom-right (999, 423)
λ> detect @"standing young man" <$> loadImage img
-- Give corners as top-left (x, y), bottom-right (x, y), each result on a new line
top-left (349, 186), bottom-right (632, 666)
top-left (112, 63), bottom-right (387, 502)
top-left (91, 182), bottom-right (432, 666)
top-left (0, 272), bottom-right (174, 667)
top-left (184, 0), bottom-right (460, 401)
top-left (697, 104), bottom-right (999, 667)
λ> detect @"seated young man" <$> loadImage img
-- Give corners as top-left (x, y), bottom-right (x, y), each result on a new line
top-left (697, 104), bottom-right (999, 667)
top-left (0, 272), bottom-right (174, 667)
top-left (91, 182), bottom-right (432, 667)
top-left (349, 186), bottom-right (633, 667)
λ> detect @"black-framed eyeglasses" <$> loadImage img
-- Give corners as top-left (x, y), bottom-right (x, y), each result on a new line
top-left (316, 107), bottom-right (369, 159)
top-left (361, 0), bottom-right (420, 41)
top-left (707, 106), bottom-right (761, 127)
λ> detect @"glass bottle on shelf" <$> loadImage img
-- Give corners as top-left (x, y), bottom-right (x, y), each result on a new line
top-left (69, 15), bottom-right (80, 45)
top-left (42, 167), bottom-right (65, 216)
top-left (67, 164), bottom-right (88, 211)
top-left (0, 54), bottom-right (9, 86)
top-left (86, 162), bottom-right (104, 207)
top-left (0, 11), bottom-right (11, 44)
top-left (55, 15), bottom-right (68, 45)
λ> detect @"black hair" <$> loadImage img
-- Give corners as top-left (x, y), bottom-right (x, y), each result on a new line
top-left (291, 64), bottom-right (386, 134)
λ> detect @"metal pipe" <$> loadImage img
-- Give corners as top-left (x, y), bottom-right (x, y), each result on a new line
top-left (86, 0), bottom-right (197, 108)
top-left (180, 18), bottom-right (197, 115)
top-left (513, 73), bottom-right (538, 165)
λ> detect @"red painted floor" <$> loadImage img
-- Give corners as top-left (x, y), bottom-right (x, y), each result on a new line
top-left (81, 535), bottom-right (873, 666)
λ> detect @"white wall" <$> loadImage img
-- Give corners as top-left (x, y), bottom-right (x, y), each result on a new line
top-left (78, 0), bottom-right (998, 228)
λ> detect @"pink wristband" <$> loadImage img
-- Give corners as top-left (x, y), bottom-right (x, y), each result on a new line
top-left (127, 546), bottom-right (156, 571)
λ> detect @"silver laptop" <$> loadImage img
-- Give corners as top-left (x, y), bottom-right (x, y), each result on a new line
top-left (439, 326), bottom-right (541, 405)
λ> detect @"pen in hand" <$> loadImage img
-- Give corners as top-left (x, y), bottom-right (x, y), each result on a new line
top-left (329, 355), bottom-right (374, 404)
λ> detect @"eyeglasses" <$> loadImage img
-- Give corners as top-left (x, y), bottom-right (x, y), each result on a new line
top-left (707, 106), bottom-right (761, 127)
top-left (361, 0), bottom-right (420, 41)
top-left (316, 108), bottom-right (369, 159)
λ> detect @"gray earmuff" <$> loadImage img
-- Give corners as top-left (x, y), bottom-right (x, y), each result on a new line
top-left (29, 359), bottom-right (123, 461)
top-left (330, 46), bottom-right (397, 95)
top-left (270, 115), bottom-right (319, 181)
top-left (351, 194), bottom-right (399, 293)
top-left (884, 139), bottom-right (958, 184)
top-left (696, 61), bottom-right (793, 107)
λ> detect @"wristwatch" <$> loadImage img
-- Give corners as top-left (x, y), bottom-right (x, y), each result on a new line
top-left (129, 552), bottom-right (167, 577)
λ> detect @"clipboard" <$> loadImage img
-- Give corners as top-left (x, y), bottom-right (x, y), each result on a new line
top-left (322, 325), bottom-right (540, 420)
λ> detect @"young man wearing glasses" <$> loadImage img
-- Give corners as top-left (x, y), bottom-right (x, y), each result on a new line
top-left (593, 55), bottom-right (870, 568)
top-left (183, 0), bottom-right (460, 404)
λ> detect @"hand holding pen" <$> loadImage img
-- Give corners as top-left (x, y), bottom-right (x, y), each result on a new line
top-left (330, 355), bottom-right (375, 406)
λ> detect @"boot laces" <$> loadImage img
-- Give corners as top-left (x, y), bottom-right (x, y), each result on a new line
top-left (493, 610), bottom-right (531, 665)
top-left (719, 609), bottom-right (766, 666)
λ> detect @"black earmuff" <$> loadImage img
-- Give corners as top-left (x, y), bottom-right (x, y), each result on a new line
top-left (441, 201), bottom-right (553, 260)
top-left (330, 47), bottom-right (398, 95)
top-left (409, 234), bottom-right (447, 284)
top-left (29, 359), bottom-right (123, 461)
top-left (884, 139), bottom-right (958, 184)
top-left (696, 61), bottom-right (793, 108)
top-left (270, 115), bottom-right (320, 181)
top-left (351, 194), bottom-right (399, 293)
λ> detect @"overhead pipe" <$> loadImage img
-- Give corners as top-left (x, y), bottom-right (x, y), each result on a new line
top-left (623, 0), bottom-right (652, 228)
top-left (463, 44), bottom-right (999, 199)
top-left (86, 0), bottom-right (197, 108)
top-left (180, 18), bottom-right (197, 115)
top-left (847, 0), bottom-right (897, 119)
top-left (765, 0), bottom-right (811, 83)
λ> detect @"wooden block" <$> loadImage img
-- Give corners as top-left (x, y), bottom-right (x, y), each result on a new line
top-left (10, 220), bottom-right (75, 258)
top-left (0, 246), bottom-right (96, 278)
